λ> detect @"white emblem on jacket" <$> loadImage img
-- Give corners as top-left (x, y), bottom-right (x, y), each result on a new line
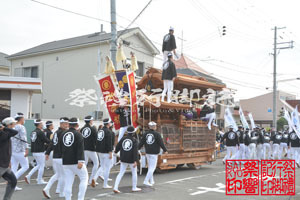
top-left (63, 132), bottom-right (74, 147)
top-left (53, 133), bottom-right (58, 145)
top-left (122, 139), bottom-right (133, 151)
top-left (146, 133), bottom-right (155, 144)
top-left (290, 133), bottom-right (297, 140)
top-left (31, 132), bottom-right (37, 142)
top-left (97, 130), bottom-right (104, 141)
top-left (228, 132), bottom-right (236, 140)
top-left (82, 127), bottom-right (91, 138)
top-left (276, 135), bottom-right (282, 140)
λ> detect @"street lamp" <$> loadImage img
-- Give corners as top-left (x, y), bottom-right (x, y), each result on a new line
top-left (272, 77), bottom-right (300, 130)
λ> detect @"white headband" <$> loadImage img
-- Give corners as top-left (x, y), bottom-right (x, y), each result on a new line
top-left (34, 119), bottom-right (42, 124)
top-left (69, 118), bottom-right (79, 124)
top-left (15, 114), bottom-right (24, 118)
top-left (60, 119), bottom-right (68, 123)
top-left (84, 117), bottom-right (94, 121)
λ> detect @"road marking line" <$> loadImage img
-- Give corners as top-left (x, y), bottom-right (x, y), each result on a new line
top-left (162, 171), bottom-right (225, 184)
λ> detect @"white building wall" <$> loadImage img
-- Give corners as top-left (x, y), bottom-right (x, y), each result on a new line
top-left (10, 37), bottom-right (155, 120)
top-left (10, 90), bottom-right (30, 118)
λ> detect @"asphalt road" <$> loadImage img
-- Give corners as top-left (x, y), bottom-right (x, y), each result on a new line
top-left (1, 158), bottom-right (300, 200)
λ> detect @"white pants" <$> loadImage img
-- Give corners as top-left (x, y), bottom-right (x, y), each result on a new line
top-left (263, 143), bottom-right (271, 160)
top-left (44, 159), bottom-right (65, 196)
top-left (272, 144), bottom-right (280, 159)
top-left (290, 147), bottom-right (300, 165)
top-left (223, 146), bottom-right (237, 162)
top-left (256, 144), bottom-right (263, 160)
top-left (84, 151), bottom-right (99, 184)
top-left (201, 113), bottom-right (216, 130)
top-left (279, 143), bottom-right (288, 158)
top-left (237, 144), bottom-right (245, 160)
top-left (161, 80), bottom-right (173, 103)
top-left (118, 126), bottom-right (128, 142)
top-left (114, 162), bottom-right (138, 191)
top-left (27, 152), bottom-right (45, 182)
top-left (96, 153), bottom-right (112, 187)
top-left (144, 154), bottom-right (158, 184)
top-left (63, 164), bottom-right (88, 200)
top-left (249, 143), bottom-right (257, 160)
top-left (244, 146), bottom-right (250, 159)
top-left (11, 152), bottom-right (29, 179)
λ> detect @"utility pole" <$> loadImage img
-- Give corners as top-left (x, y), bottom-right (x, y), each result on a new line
top-left (178, 30), bottom-right (186, 55)
top-left (110, 0), bottom-right (117, 68)
top-left (272, 26), bottom-right (293, 130)
top-left (272, 26), bottom-right (277, 131)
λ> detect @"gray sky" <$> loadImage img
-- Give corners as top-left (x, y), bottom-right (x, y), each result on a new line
top-left (1, 0), bottom-right (300, 100)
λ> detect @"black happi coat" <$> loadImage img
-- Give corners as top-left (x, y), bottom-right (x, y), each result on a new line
top-left (115, 135), bottom-right (138, 164)
top-left (288, 131), bottom-right (300, 147)
top-left (115, 107), bottom-right (131, 127)
top-left (138, 129), bottom-right (167, 154)
top-left (96, 126), bottom-right (113, 153)
top-left (31, 128), bottom-right (50, 153)
top-left (221, 131), bottom-right (240, 147)
top-left (80, 124), bottom-right (97, 151)
top-left (45, 127), bottom-right (65, 158)
top-left (60, 128), bottom-right (85, 165)
top-left (162, 33), bottom-right (176, 52)
top-left (162, 59), bottom-right (177, 80)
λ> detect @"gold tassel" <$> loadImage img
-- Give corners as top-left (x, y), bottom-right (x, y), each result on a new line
top-left (104, 56), bottom-right (115, 75)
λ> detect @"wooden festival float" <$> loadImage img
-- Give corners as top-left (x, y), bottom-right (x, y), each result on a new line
top-left (136, 68), bottom-right (226, 171)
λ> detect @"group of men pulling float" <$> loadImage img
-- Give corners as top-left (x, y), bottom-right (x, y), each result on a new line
top-left (0, 108), bottom-right (167, 200)
top-left (221, 124), bottom-right (300, 167)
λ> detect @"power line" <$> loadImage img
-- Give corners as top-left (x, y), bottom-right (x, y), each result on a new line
top-left (31, 0), bottom-right (111, 24)
top-left (117, 0), bottom-right (153, 39)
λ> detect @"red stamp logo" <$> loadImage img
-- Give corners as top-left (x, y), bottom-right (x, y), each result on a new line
top-left (226, 160), bottom-right (295, 195)
top-left (261, 160), bottom-right (295, 195)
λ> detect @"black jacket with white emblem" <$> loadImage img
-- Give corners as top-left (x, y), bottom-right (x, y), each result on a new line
top-left (80, 124), bottom-right (97, 151)
top-left (162, 33), bottom-right (176, 52)
top-left (221, 131), bottom-right (239, 147)
top-left (96, 126), bottom-right (113, 153)
top-left (60, 128), bottom-right (85, 165)
top-left (31, 128), bottom-right (50, 153)
top-left (115, 135), bottom-right (138, 164)
top-left (162, 59), bottom-right (177, 80)
top-left (288, 131), bottom-right (300, 147)
top-left (45, 128), bottom-right (65, 158)
top-left (138, 129), bottom-right (167, 154)
top-left (272, 133), bottom-right (282, 144)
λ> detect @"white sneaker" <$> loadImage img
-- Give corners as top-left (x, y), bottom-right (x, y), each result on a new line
top-left (42, 189), bottom-right (51, 199)
top-left (132, 187), bottom-right (142, 192)
top-left (25, 176), bottom-right (30, 184)
top-left (113, 189), bottom-right (121, 194)
top-left (143, 182), bottom-right (153, 187)
top-left (38, 180), bottom-right (48, 185)
top-left (15, 186), bottom-right (22, 191)
top-left (103, 185), bottom-right (112, 189)
top-left (108, 178), bottom-right (113, 181)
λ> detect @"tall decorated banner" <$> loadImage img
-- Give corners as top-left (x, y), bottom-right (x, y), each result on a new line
top-left (115, 70), bottom-right (129, 96)
top-left (128, 72), bottom-right (138, 128)
top-left (248, 113), bottom-right (256, 130)
top-left (284, 109), bottom-right (294, 133)
top-left (239, 107), bottom-right (249, 129)
top-left (98, 75), bottom-right (121, 130)
top-left (291, 105), bottom-right (300, 132)
top-left (224, 107), bottom-right (238, 131)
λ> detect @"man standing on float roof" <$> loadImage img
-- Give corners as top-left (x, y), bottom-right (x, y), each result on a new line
top-left (161, 52), bottom-right (177, 103)
top-left (162, 27), bottom-right (177, 62)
